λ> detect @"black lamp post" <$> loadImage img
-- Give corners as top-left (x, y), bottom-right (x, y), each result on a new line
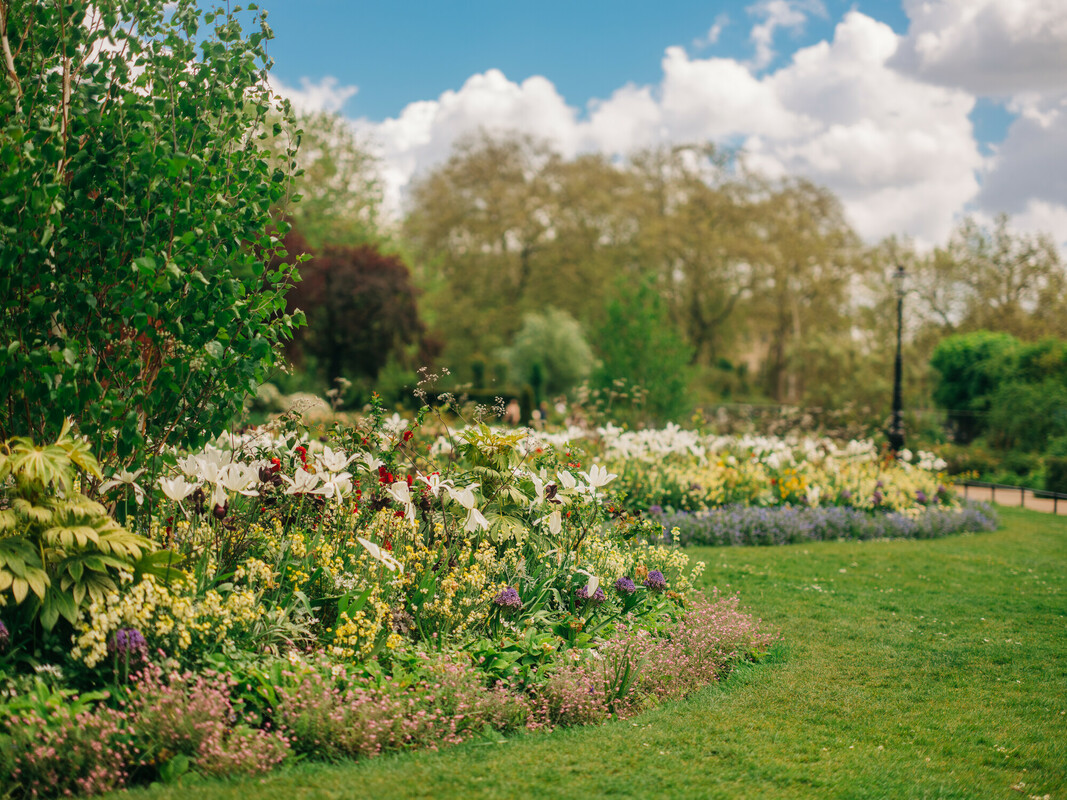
top-left (888, 264), bottom-right (907, 454)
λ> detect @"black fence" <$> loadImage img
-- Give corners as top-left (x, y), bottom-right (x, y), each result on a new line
top-left (957, 479), bottom-right (1067, 515)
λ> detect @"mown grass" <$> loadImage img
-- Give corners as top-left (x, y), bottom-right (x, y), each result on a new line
top-left (116, 507), bottom-right (1066, 800)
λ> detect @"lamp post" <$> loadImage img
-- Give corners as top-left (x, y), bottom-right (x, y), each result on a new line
top-left (888, 264), bottom-right (906, 454)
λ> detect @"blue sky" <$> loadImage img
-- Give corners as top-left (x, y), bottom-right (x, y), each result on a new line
top-left (257, 0), bottom-right (1067, 249)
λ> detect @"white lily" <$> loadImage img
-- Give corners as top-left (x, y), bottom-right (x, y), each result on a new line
top-left (281, 468), bottom-right (322, 495)
top-left (447, 483), bottom-right (480, 510)
top-left (585, 574), bottom-right (600, 595)
top-left (547, 509), bottom-right (562, 535)
top-left (529, 473), bottom-right (546, 505)
top-left (158, 476), bottom-right (199, 503)
top-left (217, 463), bottom-right (259, 497)
top-left (356, 536), bottom-right (404, 573)
top-left (385, 480), bottom-right (417, 521)
top-left (98, 468), bottom-right (146, 505)
top-left (417, 472), bottom-right (453, 498)
top-left (314, 472), bottom-right (353, 501)
top-left (464, 506), bottom-right (490, 532)
top-left (176, 454), bottom-right (201, 477)
top-left (317, 445), bottom-right (356, 474)
top-left (557, 470), bottom-right (576, 490)
top-left (580, 464), bottom-right (618, 490)
top-left (357, 453), bottom-right (384, 474)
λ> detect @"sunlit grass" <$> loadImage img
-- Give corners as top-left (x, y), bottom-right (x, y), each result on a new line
top-left (116, 507), bottom-right (1066, 800)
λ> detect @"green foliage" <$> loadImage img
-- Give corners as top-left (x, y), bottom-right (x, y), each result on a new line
top-left (270, 111), bottom-right (383, 249)
top-left (0, 425), bottom-right (165, 633)
top-left (929, 331), bottom-right (1019, 443)
top-left (987, 379), bottom-right (1067, 452)
top-left (931, 332), bottom-right (1067, 450)
top-left (500, 308), bottom-right (594, 401)
top-left (591, 278), bottom-right (694, 423)
top-left (0, 0), bottom-right (302, 463)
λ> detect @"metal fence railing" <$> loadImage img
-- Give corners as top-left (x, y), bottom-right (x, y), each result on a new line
top-left (957, 480), bottom-right (1067, 515)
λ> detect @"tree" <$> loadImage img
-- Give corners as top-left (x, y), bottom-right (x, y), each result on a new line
top-left (929, 331), bottom-right (1019, 443)
top-left (500, 309), bottom-right (594, 402)
top-left (745, 179), bottom-right (863, 403)
top-left (0, 0), bottom-right (301, 463)
top-left (284, 239), bottom-right (430, 387)
top-left (591, 277), bottom-right (694, 423)
top-left (270, 110), bottom-right (382, 249)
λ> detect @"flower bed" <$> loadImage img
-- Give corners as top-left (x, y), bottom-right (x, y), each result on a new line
top-left (653, 502), bottom-right (998, 548)
top-left (0, 407), bottom-right (774, 797)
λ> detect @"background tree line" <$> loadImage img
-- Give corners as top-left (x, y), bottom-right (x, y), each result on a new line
top-left (274, 119), bottom-right (1066, 470)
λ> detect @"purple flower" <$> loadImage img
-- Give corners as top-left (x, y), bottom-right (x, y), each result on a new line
top-left (839, 489), bottom-right (852, 501)
top-left (872, 490), bottom-right (884, 506)
top-left (493, 586), bottom-right (522, 611)
top-left (614, 576), bottom-right (637, 595)
top-left (576, 585), bottom-right (607, 604)
top-left (108, 628), bottom-right (147, 659)
top-left (916, 490), bottom-right (928, 504)
top-left (0, 620), bottom-right (8, 651)
top-left (648, 505), bottom-right (663, 515)
top-left (643, 570), bottom-right (667, 592)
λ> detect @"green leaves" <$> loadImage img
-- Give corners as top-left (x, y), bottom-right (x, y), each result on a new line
top-left (0, 0), bottom-right (301, 465)
top-left (0, 430), bottom-right (161, 631)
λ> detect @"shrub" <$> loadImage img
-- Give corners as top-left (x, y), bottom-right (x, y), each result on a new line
top-left (123, 665), bottom-right (289, 780)
top-left (0, 0), bottom-right (302, 463)
top-left (1045, 457), bottom-right (1067, 495)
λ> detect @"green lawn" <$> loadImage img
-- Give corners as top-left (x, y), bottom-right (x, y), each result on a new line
top-left (118, 508), bottom-right (1066, 800)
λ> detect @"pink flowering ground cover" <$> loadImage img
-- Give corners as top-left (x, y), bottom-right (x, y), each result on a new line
top-left (0, 592), bottom-right (771, 797)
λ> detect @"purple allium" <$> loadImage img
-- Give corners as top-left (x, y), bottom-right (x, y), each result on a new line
top-left (916, 490), bottom-right (928, 504)
top-left (576, 585), bottom-right (607, 604)
top-left (648, 505), bottom-right (663, 515)
top-left (108, 628), bottom-right (147, 659)
top-left (643, 570), bottom-right (667, 592)
top-left (614, 576), bottom-right (637, 595)
top-left (839, 489), bottom-right (852, 501)
top-left (872, 490), bottom-right (884, 506)
top-left (0, 620), bottom-right (8, 651)
top-left (492, 586), bottom-right (522, 611)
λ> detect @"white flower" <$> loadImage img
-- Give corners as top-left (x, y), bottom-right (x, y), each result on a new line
top-left (580, 464), bottom-right (617, 490)
top-left (317, 445), bottom-right (356, 474)
top-left (158, 476), bottom-right (199, 503)
top-left (217, 463), bottom-right (259, 497)
top-left (547, 509), bottom-right (562, 535)
top-left (282, 468), bottom-right (322, 495)
top-left (447, 483), bottom-right (480, 510)
top-left (356, 453), bottom-right (384, 474)
top-left (557, 470), bottom-right (576, 490)
top-left (98, 468), bottom-right (146, 505)
top-left (417, 472), bottom-right (453, 498)
top-left (584, 574), bottom-right (600, 595)
top-left (314, 472), bottom-right (353, 501)
top-left (464, 506), bottom-right (490, 532)
top-left (385, 480), bottom-right (416, 521)
top-left (356, 536), bottom-right (403, 573)
top-left (529, 473), bottom-right (546, 505)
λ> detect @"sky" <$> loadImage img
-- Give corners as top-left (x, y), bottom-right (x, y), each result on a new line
top-left (258, 0), bottom-right (1067, 251)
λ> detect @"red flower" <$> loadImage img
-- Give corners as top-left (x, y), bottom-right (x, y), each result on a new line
top-left (402, 430), bottom-right (414, 442)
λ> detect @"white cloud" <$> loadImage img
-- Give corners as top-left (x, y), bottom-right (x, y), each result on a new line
top-left (977, 92), bottom-right (1067, 215)
top-left (322, 6), bottom-right (1065, 251)
top-left (892, 0), bottom-right (1067, 95)
top-left (693, 14), bottom-right (730, 49)
top-left (1012, 200), bottom-right (1067, 251)
top-left (270, 75), bottom-right (358, 115)
top-left (747, 0), bottom-right (826, 70)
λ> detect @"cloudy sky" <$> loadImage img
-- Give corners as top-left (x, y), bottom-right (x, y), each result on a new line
top-left (261, 0), bottom-right (1067, 250)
